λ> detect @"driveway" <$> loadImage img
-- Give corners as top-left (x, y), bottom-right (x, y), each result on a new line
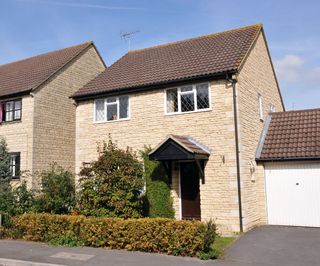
top-left (0, 226), bottom-right (319, 265)
top-left (225, 225), bottom-right (320, 266)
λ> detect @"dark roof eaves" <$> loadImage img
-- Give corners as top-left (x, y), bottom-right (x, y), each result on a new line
top-left (73, 70), bottom-right (237, 101)
top-left (256, 156), bottom-right (320, 163)
top-left (0, 89), bottom-right (32, 101)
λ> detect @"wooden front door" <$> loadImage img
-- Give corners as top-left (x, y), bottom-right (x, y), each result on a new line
top-left (180, 162), bottom-right (201, 220)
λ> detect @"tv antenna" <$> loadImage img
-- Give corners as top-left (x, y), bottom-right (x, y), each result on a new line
top-left (121, 30), bottom-right (140, 51)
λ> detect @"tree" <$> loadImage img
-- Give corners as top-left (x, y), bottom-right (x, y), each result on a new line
top-left (35, 164), bottom-right (76, 214)
top-left (78, 140), bottom-right (144, 218)
top-left (0, 137), bottom-right (11, 180)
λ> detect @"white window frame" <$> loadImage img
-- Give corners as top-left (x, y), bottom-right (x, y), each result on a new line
top-left (93, 95), bottom-right (130, 123)
top-left (164, 82), bottom-right (212, 115)
top-left (258, 94), bottom-right (263, 121)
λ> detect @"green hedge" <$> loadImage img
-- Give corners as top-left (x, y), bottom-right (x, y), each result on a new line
top-left (140, 147), bottom-right (175, 218)
top-left (2, 213), bottom-right (216, 257)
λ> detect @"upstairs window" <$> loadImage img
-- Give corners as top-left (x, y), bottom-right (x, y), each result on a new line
top-left (9, 152), bottom-right (20, 179)
top-left (166, 83), bottom-right (210, 114)
top-left (94, 96), bottom-right (129, 122)
top-left (258, 94), bottom-right (263, 121)
top-left (0, 99), bottom-right (22, 122)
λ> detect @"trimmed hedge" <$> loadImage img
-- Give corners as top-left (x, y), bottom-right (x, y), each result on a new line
top-left (2, 213), bottom-right (216, 257)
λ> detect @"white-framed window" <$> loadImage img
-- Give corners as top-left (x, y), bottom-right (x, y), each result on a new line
top-left (9, 152), bottom-right (20, 179)
top-left (94, 95), bottom-right (130, 123)
top-left (165, 83), bottom-right (211, 114)
top-left (258, 94), bottom-right (263, 120)
top-left (0, 99), bottom-right (22, 122)
top-left (269, 104), bottom-right (276, 113)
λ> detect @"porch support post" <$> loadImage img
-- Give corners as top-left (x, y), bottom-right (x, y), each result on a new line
top-left (195, 160), bottom-right (205, 184)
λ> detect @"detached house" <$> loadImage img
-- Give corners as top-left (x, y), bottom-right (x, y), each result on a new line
top-left (0, 42), bottom-right (105, 187)
top-left (73, 24), bottom-right (284, 233)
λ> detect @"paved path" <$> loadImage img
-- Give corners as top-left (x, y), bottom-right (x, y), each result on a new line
top-left (0, 226), bottom-right (319, 265)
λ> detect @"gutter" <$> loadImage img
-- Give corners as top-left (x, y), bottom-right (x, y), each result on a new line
top-left (227, 73), bottom-right (243, 233)
top-left (72, 71), bottom-right (237, 101)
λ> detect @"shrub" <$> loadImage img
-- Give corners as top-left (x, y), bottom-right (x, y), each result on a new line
top-left (35, 164), bottom-right (75, 214)
top-left (0, 181), bottom-right (15, 216)
top-left (140, 147), bottom-right (174, 218)
top-left (78, 140), bottom-right (144, 218)
top-left (0, 137), bottom-right (11, 180)
top-left (6, 213), bottom-right (217, 258)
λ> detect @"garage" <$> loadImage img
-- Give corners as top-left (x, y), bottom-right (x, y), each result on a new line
top-left (265, 162), bottom-right (320, 227)
top-left (256, 108), bottom-right (320, 227)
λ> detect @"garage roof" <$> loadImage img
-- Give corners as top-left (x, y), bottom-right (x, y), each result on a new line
top-left (256, 108), bottom-right (320, 161)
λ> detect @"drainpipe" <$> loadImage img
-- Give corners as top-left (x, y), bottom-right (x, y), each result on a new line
top-left (227, 73), bottom-right (243, 233)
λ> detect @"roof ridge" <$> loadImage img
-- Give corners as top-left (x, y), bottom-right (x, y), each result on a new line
top-left (128, 24), bottom-right (262, 54)
top-left (0, 41), bottom-right (93, 68)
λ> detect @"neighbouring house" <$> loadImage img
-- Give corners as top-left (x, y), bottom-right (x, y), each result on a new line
top-left (256, 108), bottom-right (320, 227)
top-left (0, 42), bottom-right (106, 187)
top-left (72, 24), bottom-right (285, 233)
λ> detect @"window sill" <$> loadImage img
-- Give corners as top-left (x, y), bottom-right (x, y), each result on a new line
top-left (0, 120), bottom-right (22, 125)
top-left (165, 108), bottom-right (212, 116)
top-left (93, 118), bottom-right (130, 124)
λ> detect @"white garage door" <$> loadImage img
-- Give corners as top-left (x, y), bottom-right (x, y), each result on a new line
top-left (265, 162), bottom-right (320, 227)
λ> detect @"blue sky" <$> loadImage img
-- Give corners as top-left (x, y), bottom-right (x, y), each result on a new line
top-left (1, 0), bottom-right (320, 110)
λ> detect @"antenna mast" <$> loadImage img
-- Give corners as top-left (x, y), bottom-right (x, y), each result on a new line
top-left (121, 30), bottom-right (140, 51)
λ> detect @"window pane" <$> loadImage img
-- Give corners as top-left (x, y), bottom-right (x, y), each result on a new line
top-left (14, 110), bottom-right (21, 120)
top-left (181, 86), bottom-right (192, 92)
top-left (107, 104), bottom-right (117, 121)
top-left (107, 97), bottom-right (117, 103)
top-left (181, 93), bottom-right (195, 112)
top-left (166, 88), bottom-right (178, 113)
top-left (14, 100), bottom-right (21, 110)
top-left (6, 111), bottom-right (13, 121)
top-left (95, 100), bottom-right (105, 122)
top-left (6, 101), bottom-right (13, 111)
top-left (196, 84), bottom-right (209, 109)
top-left (9, 155), bottom-right (16, 177)
top-left (119, 96), bottom-right (129, 119)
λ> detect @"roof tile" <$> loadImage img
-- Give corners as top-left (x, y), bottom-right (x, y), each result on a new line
top-left (74, 24), bottom-right (262, 98)
top-left (0, 42), bottom-right (92, 98)
top-left (258, 108), bottom-right (320, 161)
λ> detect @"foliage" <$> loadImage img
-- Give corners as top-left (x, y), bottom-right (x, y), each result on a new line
top-left (35, 164), bottom-right (75, 214)
top-left (0, 137), bottom-right (11, 180)
top-left (140, 146), bottom-right (174, 218)
top-left (0, 181), bottom-right (15, 216)
top-left (4, 213), bottom-right (217, 258)
top-left (12, 181), bottom-right (35, 215)
top-left (78, 140), bottom-right (144, 218)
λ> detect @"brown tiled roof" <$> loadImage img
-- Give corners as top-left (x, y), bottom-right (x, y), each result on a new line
top-left (149, 134), bottom-right (211, 157)
top-left (169, 135), bottom-right (210, 155)
top-left (257, 109), bottom-right (320, 161)
top-left (74, 24), bottom-right (262, 99)
top-left (0, 42), bottom-right (93, 98)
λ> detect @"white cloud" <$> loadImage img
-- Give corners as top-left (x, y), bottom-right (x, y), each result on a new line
top-left (274, 54), bottom-right (304, 83)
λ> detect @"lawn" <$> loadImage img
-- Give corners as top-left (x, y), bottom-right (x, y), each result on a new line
top-left (211, 236), bottom-right (236, 258)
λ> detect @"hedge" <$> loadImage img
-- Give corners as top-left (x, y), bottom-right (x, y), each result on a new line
top-left (1, 213), bottom-right (216, 257)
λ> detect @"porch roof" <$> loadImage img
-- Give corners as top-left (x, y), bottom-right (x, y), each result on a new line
top-left (148, 135), bottom-right (210, 161)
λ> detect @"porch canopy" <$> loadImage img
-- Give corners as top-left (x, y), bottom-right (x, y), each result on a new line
top-left (148, 135), bottom-right (210, 183)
